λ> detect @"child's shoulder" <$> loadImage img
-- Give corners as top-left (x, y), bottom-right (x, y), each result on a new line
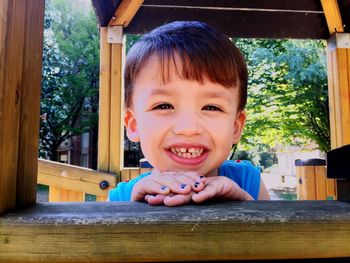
top-left (221, 159), bottom-right (257, 169)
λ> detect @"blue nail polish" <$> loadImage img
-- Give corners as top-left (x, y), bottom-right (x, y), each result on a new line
top-left (161, 186), bottom-right (168, 191)
top-left (180, 184), bottom-right (187, 189)
top-left (194, 181), bottom-right (200, 188)
top-left (200, 176), bottom-right (204, 179)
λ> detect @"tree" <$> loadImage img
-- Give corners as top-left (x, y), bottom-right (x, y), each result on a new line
top-left (235, 39), bottom-right (330, 153)
top-left (40, 0), bottom-right (99, 162)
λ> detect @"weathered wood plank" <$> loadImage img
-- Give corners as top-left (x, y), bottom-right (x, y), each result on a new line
top-left (0, 0), bottom-right (26, 214)
top-left (37, 159), bottom-right (117, 197)
top-left (16, 0), bottom-right (45, 207)
top-left (1, 201), bottom-right (350, 262)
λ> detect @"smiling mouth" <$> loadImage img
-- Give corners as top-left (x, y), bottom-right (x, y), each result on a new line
top-left (170, 147), bottom-right (205, 159)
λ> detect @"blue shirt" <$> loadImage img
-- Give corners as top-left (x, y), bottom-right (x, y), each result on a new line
top-left (109, 160), bottom-right (261, 201)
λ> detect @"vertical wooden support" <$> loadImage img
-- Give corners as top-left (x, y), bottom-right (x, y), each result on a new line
top-left (326, 34), bottom-right (350, 148)
top-left (96, 27), bottom-right (125, 201)
top-left (0, 0), bottom-right (45, 214)
top-left (326, 34), bottom-right (350, 199)
top-left (98, 27), bottom-right (111, 173)
top-left (17, 0), bottom-right (45, 207)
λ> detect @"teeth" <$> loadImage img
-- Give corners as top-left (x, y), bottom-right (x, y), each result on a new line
top-left (170, 147), bottom-right (205, 159)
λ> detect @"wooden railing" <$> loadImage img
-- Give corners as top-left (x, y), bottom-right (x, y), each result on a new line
top-left (37, 159), bottom-right (117, 202)
top-left (37, 159), bottom-right (151, 202)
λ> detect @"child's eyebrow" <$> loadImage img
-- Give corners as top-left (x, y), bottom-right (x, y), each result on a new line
top-left (201, 91), bottom-right (232, 104)
top-left (149, 88), bottom-right (173, 97)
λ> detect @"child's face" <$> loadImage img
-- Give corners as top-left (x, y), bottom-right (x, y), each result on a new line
top-left (125, 55), bottom-right (246, 177)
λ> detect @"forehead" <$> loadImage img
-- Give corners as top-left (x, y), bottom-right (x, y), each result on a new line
top-left (133, 54), bottom-right (239, 103)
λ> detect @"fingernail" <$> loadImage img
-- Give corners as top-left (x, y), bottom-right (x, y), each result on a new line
top-left (161, 186), bottom-right (168, 191)
top-left (194, 181), bottom-right (200, 188)
top-left (180, 183), bottom-right (187, 189)
top-left (200, 176), bottom-right (204, 179)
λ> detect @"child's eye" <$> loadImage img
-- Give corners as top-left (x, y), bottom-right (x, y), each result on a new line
top-left (153, 103), bottom-right (174, 110)
top-left (202, 105), bottom-right (222, 111)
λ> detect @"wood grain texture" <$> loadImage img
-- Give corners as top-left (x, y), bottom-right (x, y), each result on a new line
top-left (1, 201), bottom-right (350, 262)
top-left (37, 159), bottom-right (117, 197)
top-left (321, 0), bottom-right (344, 34)
top-left (0, 0), bottom-right (26, 214)
top-left (109, 43), bottom-right (123, 174)
top-left (16, 0), bottom-right (45, 207)
top-left (109, 0), bottom-right (143, 27)
top-left (98, 27), bottom-right (111, 172)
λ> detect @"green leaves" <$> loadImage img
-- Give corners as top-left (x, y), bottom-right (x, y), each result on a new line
top-left (235, 39), bottom-right (330, 153)
top-left (40, 0), bottom-right (99, 161)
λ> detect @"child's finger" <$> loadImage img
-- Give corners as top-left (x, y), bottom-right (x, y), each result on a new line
top-left (146, 194), bottom-right (167, 205)
top-left (163, 193), bottom-right (193, 206)
top-left (131, 179), bottom-right (170, 201)
top-left (191, 180), bottom-right (205, 192)
top-left (152, 173), bottom-right (192, 195)
top-left (192, 184), bottom-right (217, 203)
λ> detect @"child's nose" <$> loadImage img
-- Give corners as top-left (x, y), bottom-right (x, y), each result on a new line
top-left (172, 112), bottom-right (204, 136)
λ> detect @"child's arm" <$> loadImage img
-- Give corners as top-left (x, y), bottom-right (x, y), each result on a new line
top-left (257, 181), bottom-right (270, 200)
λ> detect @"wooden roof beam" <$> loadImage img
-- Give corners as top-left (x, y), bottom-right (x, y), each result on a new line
top-left (109, 0), bottom-right (144, 27)
top-left (321, 0), bottom-right (344, 34)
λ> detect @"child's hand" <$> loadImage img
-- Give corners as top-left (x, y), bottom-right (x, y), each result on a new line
top-left (131, 169), bottom-right (206, 205)
top-left (192, 176), bottom-right (253, 203)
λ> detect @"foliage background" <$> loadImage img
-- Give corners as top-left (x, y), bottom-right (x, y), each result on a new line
top-left (40, 1), bottom-right (330, 168)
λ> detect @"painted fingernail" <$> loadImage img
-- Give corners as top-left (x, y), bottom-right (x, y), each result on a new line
top-left (194, 181), bottom-right (200, 188)
top-left (161, 186), bottom-right (168, 191)
top-left (180, 183), bottom-right (187, 189)
top-left (200, 176), bottom-right (204, 179)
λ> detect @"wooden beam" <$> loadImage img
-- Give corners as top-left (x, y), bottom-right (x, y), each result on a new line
top-left (37, 159), bottom-right (116, 197)
top-left (0, 0), bottom-right (26, 214)
top-left (109, 42), bottom-right (125, 174)
top-left (326, 33), bottom-right (350, 148)
top-left (109, 0), bottom-right (144, 27)
top-left (321, 0), bottom-right (344, 34)
top-left (326, 33), bottom-right (350, 199)
top-left (16, 0), bottom-right (45, 207)
top-left (98, 27), bottom-right (125, 177)
top-left (1, 201), bottom-right (350, 262)
top-left (98, 27), bottom-right (111, 172)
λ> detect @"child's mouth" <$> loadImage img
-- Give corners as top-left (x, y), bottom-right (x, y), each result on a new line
top-left (166, 145), bottom-right (209, 166)
top-left (170, 147), bottom-right (204, 159)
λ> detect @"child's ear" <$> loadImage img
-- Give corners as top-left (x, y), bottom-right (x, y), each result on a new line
top-left (124, 109), bottom-right (140, 142)
top-left (231, 110), bottom-right (246, 144)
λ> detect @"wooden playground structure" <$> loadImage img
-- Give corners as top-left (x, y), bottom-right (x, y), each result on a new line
top-left (1, 0), bottom-right (350, 262)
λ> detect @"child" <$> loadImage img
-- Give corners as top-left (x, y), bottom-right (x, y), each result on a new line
top-left (109, 21), bottom-right (270, 205)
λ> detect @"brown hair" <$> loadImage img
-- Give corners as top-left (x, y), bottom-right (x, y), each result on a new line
top-left (124, 21), bottom-right (248, 110)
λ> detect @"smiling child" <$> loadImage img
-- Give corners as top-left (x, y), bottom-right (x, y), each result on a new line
top-left (108, 21), bottom-right (270, 205)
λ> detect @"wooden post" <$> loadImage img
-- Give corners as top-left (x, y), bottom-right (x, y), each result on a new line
top-left (17, 0), bottom-right (45, 207)
top-left (326, 33), bottom-right (350, 148)
top-left (321, 0), bottom-right (347, 198)
top-left (96, 27), bottom-right (125, 201)
top-left (0, 0), bottom-right (45, 214)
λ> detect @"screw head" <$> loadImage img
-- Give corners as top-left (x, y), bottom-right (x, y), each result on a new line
top-left (99, 180), bottom-right (109, 190)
